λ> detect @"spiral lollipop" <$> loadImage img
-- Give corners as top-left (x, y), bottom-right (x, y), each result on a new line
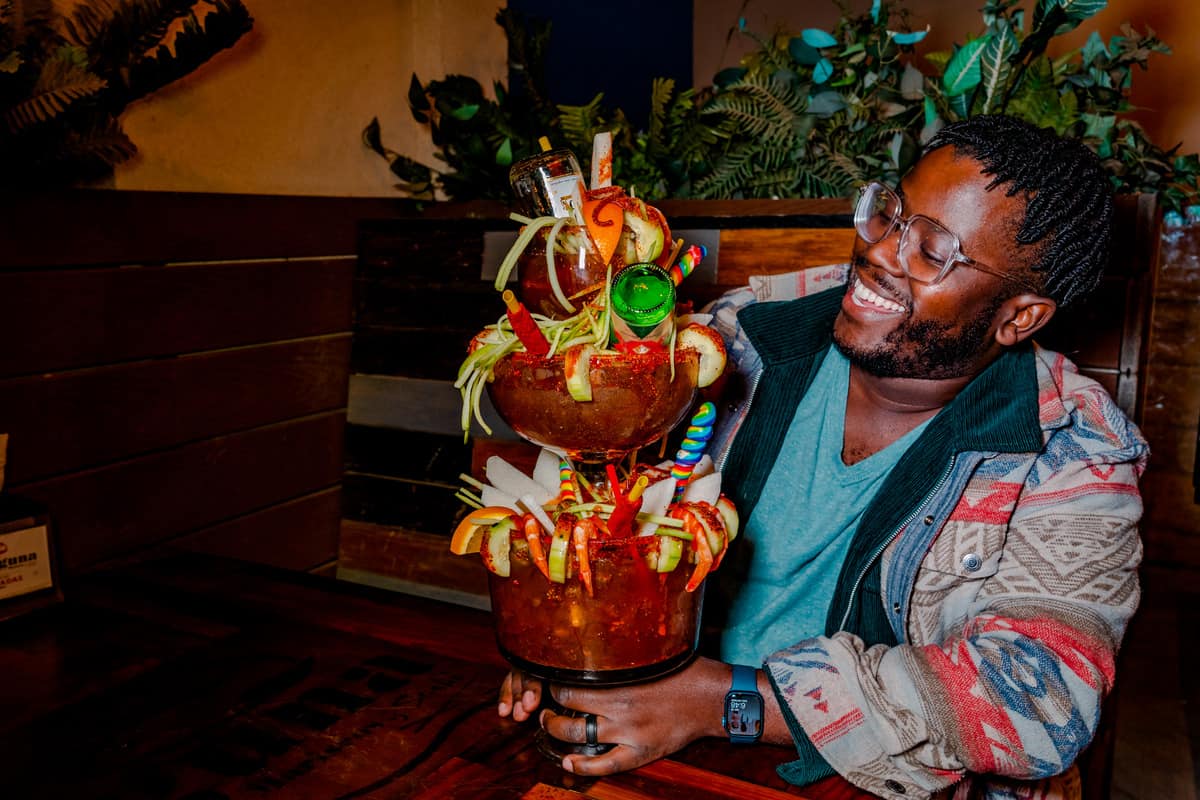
top-left (672, 401), bottom-right (716, 499)
top-left (669, 244), bottom-right (707, 286)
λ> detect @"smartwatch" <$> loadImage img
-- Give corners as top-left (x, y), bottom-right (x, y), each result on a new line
top-left (722, 664), bottom-right (764, 743)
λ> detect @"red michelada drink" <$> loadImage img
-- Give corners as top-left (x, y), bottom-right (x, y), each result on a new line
top-left (450, 136), bottom-right (737, 688)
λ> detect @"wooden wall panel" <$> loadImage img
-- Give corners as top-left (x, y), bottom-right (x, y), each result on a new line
top-left (169, 488), bottom-right (344, 572)
top-left (3, 190), bottom-right (370, 576)
top-left (18, 412), bottom-right (345, 573)
top-left (2, 336), bottom-right (350, 484)
top-left (0, 191), bottom-right (411, 268)
top-left (0, 258), bottom-right (354, 378)
top-left (715, 228), bottom-right (857, 283)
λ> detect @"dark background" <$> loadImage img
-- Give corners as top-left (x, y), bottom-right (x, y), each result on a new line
top-left (507, 0), bottom-right (694, 129)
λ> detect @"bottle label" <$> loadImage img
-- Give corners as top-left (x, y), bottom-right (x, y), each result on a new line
top-left (545, 174), bottom-right (584, 224)
top-left (0, 525), bottom-right (53, 601)
top-left (611, 313), bottom-right (675, 344)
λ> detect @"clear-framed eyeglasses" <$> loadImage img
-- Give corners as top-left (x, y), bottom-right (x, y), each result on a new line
top-left (853, 181), bottom-right (1040, 292)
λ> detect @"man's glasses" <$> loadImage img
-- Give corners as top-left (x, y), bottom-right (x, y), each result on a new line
top-left (853, 181), bottom-right (1039, 292)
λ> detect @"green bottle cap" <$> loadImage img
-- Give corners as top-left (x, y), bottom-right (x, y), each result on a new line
top-left (610, 263), bottom-right (676, 339)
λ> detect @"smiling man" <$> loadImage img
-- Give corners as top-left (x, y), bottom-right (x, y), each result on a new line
top-left (499, 115), bottom-right (1148, 800)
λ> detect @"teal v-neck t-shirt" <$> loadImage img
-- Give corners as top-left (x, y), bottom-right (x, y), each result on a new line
top-left (719, 346), bottom-right (931, 667)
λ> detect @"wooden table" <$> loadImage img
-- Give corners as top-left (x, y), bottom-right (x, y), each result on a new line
top-left (0, 555), bottom-right (871, 799)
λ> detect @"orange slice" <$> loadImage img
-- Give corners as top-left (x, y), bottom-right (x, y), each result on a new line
top-left (450, 506), bottom-right (517, 554)
top-left (583, 198), bottom-right (623, 265)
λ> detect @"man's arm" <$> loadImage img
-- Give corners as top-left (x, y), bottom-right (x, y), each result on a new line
top-left (767, 449), bottom-right (1144, 798)
top-left (537, 656), bottom-right (796, 775)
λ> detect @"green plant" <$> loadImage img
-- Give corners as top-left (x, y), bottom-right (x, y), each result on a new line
top-left (364, 8), bottom-right (559, 202)
top-left (0, 0), bottom-right (253, 189)
top-left (922, 0), bottom-right (1199, 215)
top-left (691, 0), bottom-right (930, 199)
top-left (367, 0), bottom-right (1199, 216)
top-left (557, 78), bottom-right (721, 200)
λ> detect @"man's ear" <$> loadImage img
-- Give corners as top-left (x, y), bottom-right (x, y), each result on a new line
top-left (995, 294), bottom-right (1057, 347)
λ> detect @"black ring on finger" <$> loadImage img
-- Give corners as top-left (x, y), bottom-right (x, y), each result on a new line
top-left (584, 712), bottom-right (599, 747)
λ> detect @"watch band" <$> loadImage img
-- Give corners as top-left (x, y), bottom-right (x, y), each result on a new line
top-left (724, 664), bottom-right (764, 743)
top-left (731, 664), bottom-right (757, 693)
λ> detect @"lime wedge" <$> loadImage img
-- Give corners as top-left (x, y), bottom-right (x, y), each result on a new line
top-left (655, 535), bottom-right (684, 573)
top-left (548, 526), bottom-right (570, 583)
top-left (481, 517), bottom-right (516, 577)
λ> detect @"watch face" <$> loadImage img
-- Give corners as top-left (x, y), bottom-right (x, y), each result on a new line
top-left (724, 691), bottom-right (764, 737)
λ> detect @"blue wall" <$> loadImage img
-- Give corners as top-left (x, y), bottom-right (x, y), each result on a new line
top-left (507, 0), bottom-right (694, 129)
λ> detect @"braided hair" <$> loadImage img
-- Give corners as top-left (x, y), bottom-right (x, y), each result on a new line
top-left (925, 115), bottom-right (1113, 308)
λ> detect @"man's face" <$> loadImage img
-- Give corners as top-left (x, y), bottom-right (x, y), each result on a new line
top-left (833, 147), bottom-right (1033, 380)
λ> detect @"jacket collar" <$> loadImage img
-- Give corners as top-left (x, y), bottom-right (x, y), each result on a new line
top-left (738, 289), bottom-right (1043, 455)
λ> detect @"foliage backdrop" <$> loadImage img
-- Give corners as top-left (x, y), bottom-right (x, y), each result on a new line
top-left (367, 0), bottom-right (1197, 217)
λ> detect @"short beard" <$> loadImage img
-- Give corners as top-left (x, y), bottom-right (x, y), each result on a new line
top-left (834, 277), bottom-right (1005, 380)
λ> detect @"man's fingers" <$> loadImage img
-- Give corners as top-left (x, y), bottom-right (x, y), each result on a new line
top-left (562, 744), bottom-right (640, 776)
top-left (542, 708), bottom-right (597, 744)
top-left (497, 672), bottom-right (516, 717)
top-left (498, 672), bottom-right (542, 720)
top-left (513, 682), bottom-right (540, 721)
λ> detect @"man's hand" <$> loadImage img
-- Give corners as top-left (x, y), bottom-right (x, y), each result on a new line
top-left (539, 656), bottom-right (730, 775)
top-left (498, 670), bottom-right (543, 722)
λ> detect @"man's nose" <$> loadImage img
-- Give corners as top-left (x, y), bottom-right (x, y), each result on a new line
top-left (863, 223), bottom-right (907, 279)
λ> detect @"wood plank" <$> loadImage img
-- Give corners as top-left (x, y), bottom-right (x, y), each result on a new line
top-left (1141, 469), bottom-right (1200, 569)
top-left (351, 325), bottom-right (478, 379)
top-left (0, 601), bottom-right (223, 733)
top-left (714, 228), bottom-right (856, 284)
top-left (337, 521), bottom-right (488, 605)
top-left (15, 412), bottom-right (346, 574)
top-left (0, 258), bottom-right (354, 378)
top-left (1, 335), bottom-right (351, 484)
top-left (341, 472), bottom-right (465, 532)
top-left (169, 488), bottom-right (343, 572)
top-left (2, 554), bottom-right (878, 799)
top-left (1038, 277), bottom-right (1127, 370)
top-left (657, 198), bottom-right (853, 228)
top-left (592, 756), bottom-right (804, 799)
top-left (0, 191), bottom-right (416, 268)
top-left (353, 274), bottom-right (502, 331)
top-left (524, 783), bottom-right (587, 799)
top-left (344, 424), bottom-right (473, 482)
top-left (114, 556), bottom-right (510, 668)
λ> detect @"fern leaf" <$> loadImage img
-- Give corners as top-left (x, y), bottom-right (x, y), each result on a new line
top-left (3, 55), bottom-right (106, 132)
top-left (3, 0), bottom-right (56, 52)
top-left (60, 112), bottom-right (136, 165)
top-left (705, 74), bottom-right (809, 145)
top-left (557, 92), bottom-right (606, 155)
top-left (645, 77), bottom-right (673, 155)
top-left (65, 0), bottom-right (196, 75)
top-left (120, 0), bottom-right (253, 109)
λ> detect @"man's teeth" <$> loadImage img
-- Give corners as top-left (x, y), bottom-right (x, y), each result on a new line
top-left (853, 280), bottom-right (905, 313)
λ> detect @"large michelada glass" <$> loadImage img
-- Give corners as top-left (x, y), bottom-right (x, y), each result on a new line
top-left (450, 136), bottom-right (735, 754)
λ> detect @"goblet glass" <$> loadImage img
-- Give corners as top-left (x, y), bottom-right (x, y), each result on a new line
top-left (484, 346), bottom-right (703, 757)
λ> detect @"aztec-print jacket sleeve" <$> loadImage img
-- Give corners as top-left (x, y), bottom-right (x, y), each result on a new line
top-left (763, 361), bottom-right (1149, 799)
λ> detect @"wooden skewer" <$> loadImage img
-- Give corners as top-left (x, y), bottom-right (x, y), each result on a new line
top-left (665, 238), bottom-right (684, 269)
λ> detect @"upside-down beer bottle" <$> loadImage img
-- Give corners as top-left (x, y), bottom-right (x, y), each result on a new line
top-left (610, 263), bottom-right (676, 346)
top-left (508, 136), bottom-right (585, 224)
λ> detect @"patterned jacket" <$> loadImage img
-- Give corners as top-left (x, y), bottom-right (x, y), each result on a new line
top-left (705, 266), bottom-right (1148, 800)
